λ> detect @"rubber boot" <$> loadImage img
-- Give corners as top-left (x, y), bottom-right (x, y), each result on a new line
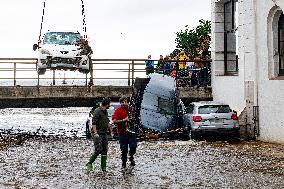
top-left (86, 153), bottom-right (98, 172)
top-left (101, 155), bottom-right (107, 172)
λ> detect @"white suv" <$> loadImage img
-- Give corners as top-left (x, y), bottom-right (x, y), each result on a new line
top-left (33, 31), bottom-right (91, 75)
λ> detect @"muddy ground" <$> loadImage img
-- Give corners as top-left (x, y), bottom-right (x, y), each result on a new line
top-left (0, 138), bottom-right (283, 189)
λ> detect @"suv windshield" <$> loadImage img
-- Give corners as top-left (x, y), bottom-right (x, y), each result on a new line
top-left (198, 105), bottom-right (231, 114)
top-left (43, 32), bottom-right (81, 45)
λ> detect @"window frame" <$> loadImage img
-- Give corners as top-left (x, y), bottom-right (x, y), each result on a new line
top-left (224, 0), bottom-right (238, 75)
top-left (278, 13), bottom-right (284, 76)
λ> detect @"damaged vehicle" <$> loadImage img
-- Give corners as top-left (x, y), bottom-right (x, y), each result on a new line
top-left (128, 73), bottom-right (189, 139)
top-left (33, 31), bottom-right (92, 75)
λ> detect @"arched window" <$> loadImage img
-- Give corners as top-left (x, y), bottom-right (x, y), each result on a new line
top-left (278, 13), bottom-right (284, 76)
top-left (268, 6), bottom-right (283, 78)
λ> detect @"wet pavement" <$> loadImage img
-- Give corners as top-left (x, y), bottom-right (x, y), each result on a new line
top-left (0, 138), bottom-right (284, 189)
top-left (0, 107), bottom-right (283, 188)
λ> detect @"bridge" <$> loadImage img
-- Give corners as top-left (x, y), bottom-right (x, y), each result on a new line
top-left (0, 58), bottom-right (212, 108)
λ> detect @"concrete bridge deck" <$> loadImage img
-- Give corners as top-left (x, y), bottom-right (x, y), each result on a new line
top-left (0, 86), bottom-right (212, 108)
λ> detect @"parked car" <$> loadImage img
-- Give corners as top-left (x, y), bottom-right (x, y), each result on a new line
top-left (85, 102), bottom-right (120, 139)
top-left (33, 31), bottom-right (91, 75)
top-left (183, 101), bottom-right (240, 139)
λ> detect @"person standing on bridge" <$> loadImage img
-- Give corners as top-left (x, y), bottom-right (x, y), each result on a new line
top-left (86, 97), bottom-right (112, 174)
top-left (145, 55), bottom-right (155, 75)
top-left (112, 96), bottom-right (137, 172)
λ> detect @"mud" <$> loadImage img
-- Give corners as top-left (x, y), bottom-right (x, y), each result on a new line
top-left (0, 138), bottom-right (283, 189)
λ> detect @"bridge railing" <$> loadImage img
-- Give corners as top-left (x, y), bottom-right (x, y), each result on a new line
top-left (0, 58), bottom-right (211, 87)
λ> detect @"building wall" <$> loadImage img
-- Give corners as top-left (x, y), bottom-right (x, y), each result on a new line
top-left (256, 1), bottom-right (284, 143)
top-left (212, 0), bottom-right (284, 143)
top-left (211, 0), bottom-right (249, 113)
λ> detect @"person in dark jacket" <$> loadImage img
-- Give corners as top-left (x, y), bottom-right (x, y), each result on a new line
top-left (86, 98), bottom-right (112, 173)
top-left (112, 96), bottom-right (137, 171)
top-left (145, 55), bottom-right (155, 75)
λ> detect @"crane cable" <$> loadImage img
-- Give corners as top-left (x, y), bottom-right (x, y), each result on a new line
top-left (38, 0), bottom-right (88, 44)
top-left (81, 0), bottom-right (87, 39)
top-left (38, 0), bottom-right (47, 45)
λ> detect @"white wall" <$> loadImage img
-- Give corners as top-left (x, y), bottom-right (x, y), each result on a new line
top-left (256, 1), bottom-right (284, 143)
top-left (212, 0), bottom-right (284, 143)
top-left (211, 0), bottom-right (248, 113)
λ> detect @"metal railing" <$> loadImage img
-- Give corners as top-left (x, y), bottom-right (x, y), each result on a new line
top-left (0, 58), bottom-right (211, 87)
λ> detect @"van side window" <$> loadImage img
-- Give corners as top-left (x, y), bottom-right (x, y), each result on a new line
top-left (158, 97), bottom-right (175, 114)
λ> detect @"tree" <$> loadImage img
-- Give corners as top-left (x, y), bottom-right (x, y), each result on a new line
top-left (172, 19), bottom-right (211, 59)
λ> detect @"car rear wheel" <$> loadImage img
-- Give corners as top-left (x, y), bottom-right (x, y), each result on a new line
top-left (79, 68), bottom-right (90, 74)
top-left (37, 68), bottom-right (46, 75)
top-left (190, 130), bottom-right (200, 140)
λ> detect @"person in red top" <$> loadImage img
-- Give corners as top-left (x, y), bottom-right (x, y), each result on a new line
top-left (112, 96), bottom-right (137, 171)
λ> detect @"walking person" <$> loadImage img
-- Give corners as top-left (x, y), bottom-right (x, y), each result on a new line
top-left (112, 96), bottom-right (137, 172)
top-left (86, 98), bottom-right (112, 174)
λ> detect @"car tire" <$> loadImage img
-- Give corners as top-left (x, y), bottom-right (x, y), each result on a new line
top-left (37, 68), bottom-right (46, 75)
top-left (190, 130), bottom-right (199, 140)
top-left (79, 68), bottom-right (90, 74)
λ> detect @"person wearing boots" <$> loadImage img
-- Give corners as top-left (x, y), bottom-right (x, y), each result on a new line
top-left (86, 97), bottom-right (112, 173)
top-left (112, 96), bottom-right (137, 171)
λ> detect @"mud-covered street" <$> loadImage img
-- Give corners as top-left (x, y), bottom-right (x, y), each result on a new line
top-left (0, 138), bottom-right (284, 189)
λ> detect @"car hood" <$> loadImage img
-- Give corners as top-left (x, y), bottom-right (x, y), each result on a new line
top-left (40, 44), bottom-right (81, 57)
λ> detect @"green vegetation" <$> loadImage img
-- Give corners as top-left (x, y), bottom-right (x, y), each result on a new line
top-left (171, 19), bottom-right (211, 59)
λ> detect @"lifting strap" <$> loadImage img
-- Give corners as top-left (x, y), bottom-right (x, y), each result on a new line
top-left (38, 0), bottom-right (88, 44)
top-left (38, 0), bottom-right (47, 45)
top-left (81, 0), bottom-right (87, 39)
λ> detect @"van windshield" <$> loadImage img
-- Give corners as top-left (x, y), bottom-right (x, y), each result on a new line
top-left (198, 105), bottom-right (231, 114)
top-left (43, 32), bottom-right (81, 45)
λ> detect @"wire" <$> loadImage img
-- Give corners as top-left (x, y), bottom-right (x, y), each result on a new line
top-left (80, 0), bottom-right (87, 39)
top-left (38, 0), bottom-right (47, 45)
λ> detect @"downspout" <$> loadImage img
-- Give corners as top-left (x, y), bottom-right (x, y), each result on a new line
top-left (253, 0), bottom-right (260, 136)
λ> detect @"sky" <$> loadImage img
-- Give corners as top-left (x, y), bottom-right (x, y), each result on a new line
top-left (0, 0), bottom-right (211, 60)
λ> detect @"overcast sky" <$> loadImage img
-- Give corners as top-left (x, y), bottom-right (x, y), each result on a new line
top-left (0, 0), bottom-right (211, 59)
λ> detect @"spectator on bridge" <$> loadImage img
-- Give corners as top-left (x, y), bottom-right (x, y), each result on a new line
top-left (190, 62), bottom-right (200, 87)
top-left (163, 55), bottom-right (172, 76)
top-left (86, 98), bottom-right (112, 174)
top-left (145, 55), bottom-right (154, 76)
top-left (178, 50), bottom-right (189, 70)
top-left (156, 55), bottom-right (164, 74)
top-left (198, 63), bottom-right (209, 87)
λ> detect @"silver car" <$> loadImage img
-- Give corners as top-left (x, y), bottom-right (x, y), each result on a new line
top-left (183, 101), bottom-right (240, 139)
top-left (34, 31), bottom-right (91, 75)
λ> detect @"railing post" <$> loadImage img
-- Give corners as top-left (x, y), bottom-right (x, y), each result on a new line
top-left (131, 60), bottom-right (134, 86)
top-left (128, 63), bottom-right (131, 86)
top-left (53, 70), bottom-right (56, 85)
top-left (37, 74), bottom-right (40, 86)
top-left (85, 73), bottom-right (88, 87)
top-left (89, 58), bottom-right (94, 86)
top-left (13, 62), bottom-right (16, 86)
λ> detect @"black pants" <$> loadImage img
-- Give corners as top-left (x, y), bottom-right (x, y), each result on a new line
top-left (118, 134), bottom-right (137, 165)
top-left (145, 67), bottom-right (154, 75)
